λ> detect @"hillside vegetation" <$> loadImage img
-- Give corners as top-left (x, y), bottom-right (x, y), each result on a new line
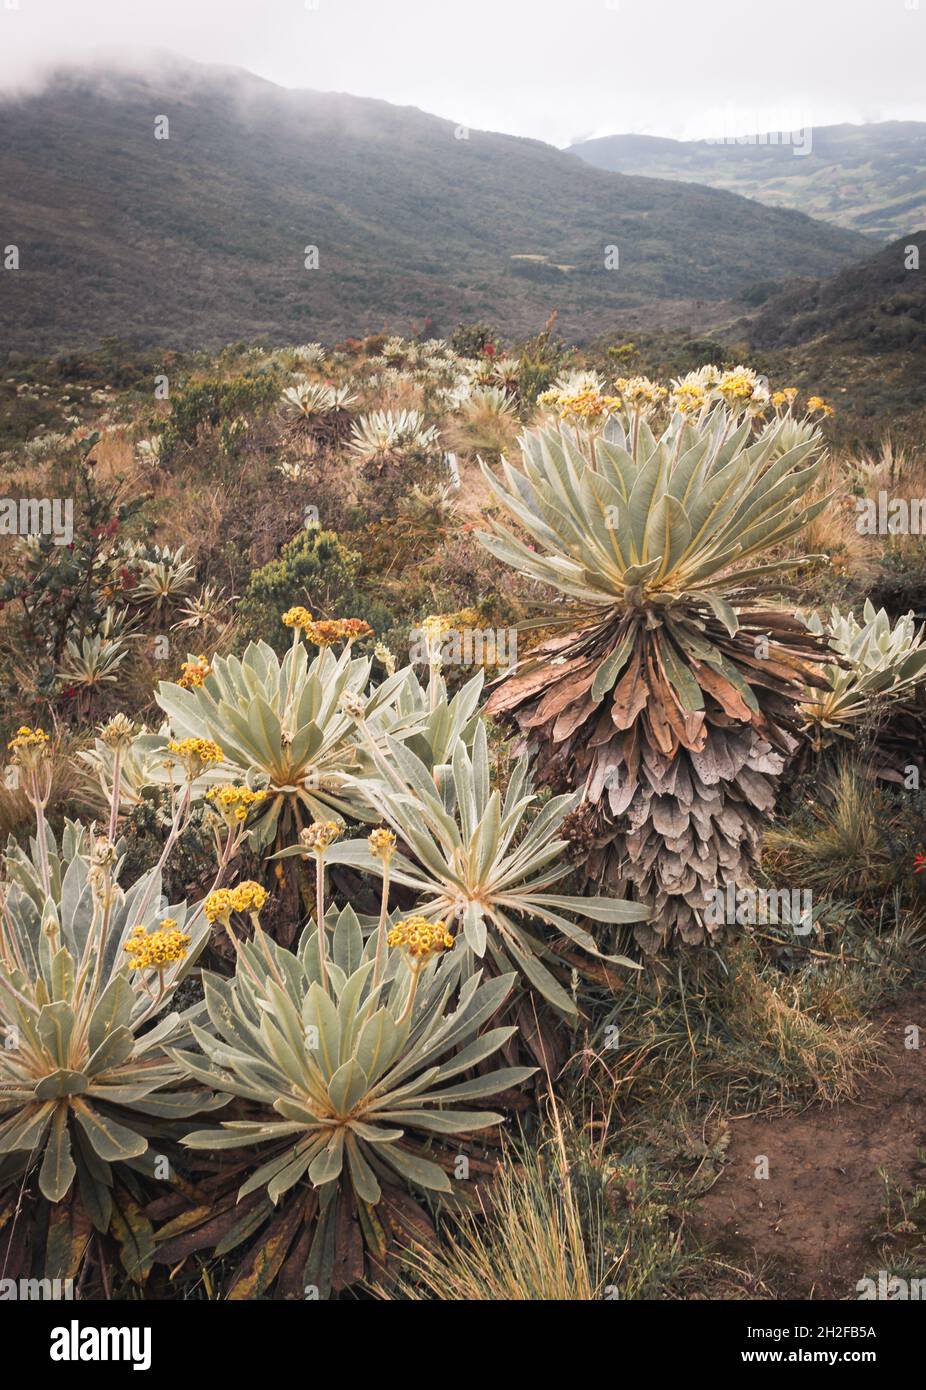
top-left (3, 328), bottom-right (926, 1300)
top-left (0, 58), bottom-right (870, 352)
top-left (568, 122), bottom-right (926, 241)
top-left (746, 230), bottom-right (926, 351)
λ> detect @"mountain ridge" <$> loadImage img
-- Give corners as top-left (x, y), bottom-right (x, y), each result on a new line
top-left (744, 229), bottom-right (926, 351)
top-left (567, 123), bottom-right (926, 241)
top-left (0, 57), bottom-right (872, 351)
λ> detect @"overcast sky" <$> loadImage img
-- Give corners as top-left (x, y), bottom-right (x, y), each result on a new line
top-left (0, 0), bottom-right (924, 146)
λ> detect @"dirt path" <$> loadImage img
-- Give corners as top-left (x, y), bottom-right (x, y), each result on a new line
top-left (691, 988), bottom-right (926, 1299)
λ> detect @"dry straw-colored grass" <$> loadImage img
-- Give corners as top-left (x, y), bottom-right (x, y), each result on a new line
top-left (793, 452), bottom-right (878, 581)
top-left (443, 395), bottom-right (520, 460)
top-left (0, 728), bottom-right (95, 841)
top-left (763, 760), bottom-right (894, 899)
top-left (377, 1100), bottom-right (618, 1301)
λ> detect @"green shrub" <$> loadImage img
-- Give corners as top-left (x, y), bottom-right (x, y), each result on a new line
top-left (0, 435), bottom-right (145, 703)
top-left (160, 374), bottom-right (279, 463)
top-left (236, 527), bottom-right (386, 652)
top-left (450, 321), bottom-right (498, 358)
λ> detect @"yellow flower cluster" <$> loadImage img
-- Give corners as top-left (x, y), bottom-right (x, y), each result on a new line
top-left (714, 367), bottom-right (770, 413)
top-left (124, 919), bottom-right (191, 971)
top-left (771, 387), bottom-right (799, 408)
top-left (671, 382), bottom-right (708, 416)
top-left (7, 726), bottom-right (49, 756)
top-left (368, 827), bottom-right (397, 861)
top-left (167, 737), bottom-right (225, 776)
top-left (203, 888), bottom-right (234, 923)
top-left (303, 618), bottom-right (373, 647)
top-left (614, 376), bottom-right (668, 409)
top-left (387, 915), bottom-right (455, 960)
top-left (538, 386), bottom-right (623, 423)
top-left (231, 880), bottom-right (268, 914)
top-left (203, 881), bottom-right (269, 923)
top-left (806, 396), bottom-right (835, 417)
top-left (206, 784), bottom-right (268, 824)
top-left (300, 819), bottom-right (342, 852)
top-left (282, 606), bottom-right (313, 630)
top-left (716, 368), bottom-right (761, 405)
top-left (178, 655), bottom-right (211, 689)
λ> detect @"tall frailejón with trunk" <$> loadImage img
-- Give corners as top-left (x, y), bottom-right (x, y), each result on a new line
top-left (478, 402), bottom-right (830, 950)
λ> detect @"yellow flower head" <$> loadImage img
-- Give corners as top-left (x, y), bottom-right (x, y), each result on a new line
top-left (167, 737), bottom-right (225, 779)
top-left (282, 606), bottom-right (313, 631)
top-left (615, 376), bottom-right (668, 410)
top-left (123, 919), bottom-right (191, 971)
top-left (387, 915), bottom-right (454, 960)
top-left (368, 827), bottom-right (397, 862)
top-left (716, 367), bottom-right (762, 406)
top-left (300, 820), bottom-right (342, 853)
top-left (7, 726), bottom-right (49, 766)
top-left (230, 880), bottom-right (268, 915)
top-left (203, 888), bottom-right (235, 924)
top-left (806, 396), bottom-right (834, 417)
top-left (302, 620), bottom-right (338, 646)
top-left (550, 387), bottom-right (623, 424)
top-left (671, 382), bottom-right (708, 416)
top-left (206, 784), bottom-right (268, 825)
top-left (178, 656), bottom-right (211, 689)
top-left (302, 617), bottom-right (373, 647)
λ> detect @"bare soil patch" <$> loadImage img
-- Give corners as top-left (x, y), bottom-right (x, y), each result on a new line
top-left (692, 988), bottom-right (926, 1298)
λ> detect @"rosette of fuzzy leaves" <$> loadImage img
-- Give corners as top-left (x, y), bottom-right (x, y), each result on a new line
top-left (476, 410), bottom-right (831, 950)
top-left (0, 821), bottom-right (217, 1234)
top-left (801, 601), bottom-right (926, 739)
top-left (85, 662), bottom-right (483, 834)
top-left (175, 905), bottom-right (532, 1290)
top-left (800, 601), bottom-right (926, 776)
top-left (79, 729), bottom-right (205, 815)
top-left (281, 381), bottom-right (356, 448)
top-left (300, 719), bottom-right (648, 1013)
top-left (154, 639), bottom-right (476, 847)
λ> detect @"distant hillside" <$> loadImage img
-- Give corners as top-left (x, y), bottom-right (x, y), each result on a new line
top-left (568, 124), bottom-right (926, 242)
top-left (746, 231), bottom-right (926, 350)
top-left (720, 231), bottom-right (926, 444)
top-left (0, 58), bottom-right (871, 352)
